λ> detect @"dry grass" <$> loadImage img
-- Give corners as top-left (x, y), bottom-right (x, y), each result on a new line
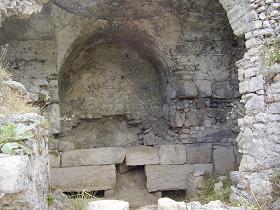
top-left (0, 65), bottom-right (34, 116)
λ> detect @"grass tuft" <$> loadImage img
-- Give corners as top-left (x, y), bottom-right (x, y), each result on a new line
top-left (186, 174), bottom-right (232, 205)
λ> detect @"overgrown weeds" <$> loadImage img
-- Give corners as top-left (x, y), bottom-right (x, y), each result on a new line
top-left (0, 65), bottom-right (34, 116)
top-left (186, 174), bottom-right (232, 204)
top-left (67, 190), bottom-right (99, 210)
top-left (263, 38), bottom-right (280, 66)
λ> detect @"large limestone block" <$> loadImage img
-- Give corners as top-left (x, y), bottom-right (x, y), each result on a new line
top-left (159, 145), bottom-right (186, 164)
top-left (145, 164), bottom-right (193, 192)
top-left (186, 143), bottom-right (212, 164)
top-left (61, 147), bottom-right (126, 167)
top-left (213, 145), bottom-right (236, 174)
top-left (0, 155), bottom-right (29, 193)
top-left (51, 165), bottom-right (116, 191)
top-left (126, 146), bottom-right (159, 166)
top-left (158, 198), bottom-right (186, 210)
top-left (88, 200), bottom-right (129, 210)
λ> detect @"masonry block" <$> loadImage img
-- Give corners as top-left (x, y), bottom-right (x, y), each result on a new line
top-left (50, 165), bottom-right (116, 191)
top-left (61, 147), bottom-right (126, 167)
top-left (126, 146), bottom-right (159, 166)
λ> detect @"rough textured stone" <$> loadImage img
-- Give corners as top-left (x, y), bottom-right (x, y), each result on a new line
top-left (145, 164), bottom-right (193, 192)
top-left (61, 147), bottom-right (126, 167)
top-left (213, 145), bottom-right (236, 174)
top-left (186, 144), bottom-right (212, 164)
top-left (50, 165), bottom-right (116, 192)
top-left (88, 200), bottom-right (129, 210)
top-left (176, 81), bottom-right (198, 99)
top-left (159, 145), bottom-right (186, 165)
top-left (158, 198), bottom-right (186, 210)
top-left (0, 113), bottom-right (49, 210)
top-left (49, 151), bottom-right (60, 168)
top-left (126, 146), bottom-right (159, 166)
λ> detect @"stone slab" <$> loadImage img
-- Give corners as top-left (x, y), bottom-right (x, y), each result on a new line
top-left (61, 147), bottom-right (126, 167)
top-left (213, 145), bottom-right (236, 174)
top-left (186, 144), bottom-right (212, 164)
top-left (50, 165), bottom-right (116, 192)
top-left (126, 146), bottom-right (159, 166)
top-left (159, 145), bottom-right (186, 164)
top-left (145, 164), bottom-right (193, 192)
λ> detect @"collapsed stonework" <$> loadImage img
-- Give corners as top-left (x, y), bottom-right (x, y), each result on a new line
top-left (0, 114), bottom-right (49, 210)
top-left (0, 0), bottom-right (279, 208)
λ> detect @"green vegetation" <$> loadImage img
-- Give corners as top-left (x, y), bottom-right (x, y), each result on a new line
top-left (0, 123), bottom-right (33, 155)
top-left (68, 190), bottom-right (99, 210)
top-left (47, 194), bottom-right (55, 206)
top-left (0, 64), bottom-right (34, 115)
top-left (263, 38), bottom-right (280, 66)
top-left (271, 172), bottom-right (280, 199)
top-left (186, 175), bottom-right (232, 204)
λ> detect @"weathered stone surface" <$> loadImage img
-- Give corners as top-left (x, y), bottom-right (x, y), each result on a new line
top-left (61, 147), bottom-right (126, 167)
top-left (47, 103), bottom-right (61, 134)
top-left (213, 145), bottom-right (236, 174)
top-left (169, 109), bottom-right (186, 128)
top-left (186, 144), bottom-right (212, 164)
top-left (0, 155), bottom-right (29, 193)
top-left (58, 141), bottom-right (76, 152)
top-left (193, 163), bottom-right (213, 175)
top-left (50, 165), bottom-right (116, 191)
top-left (159, 145), bottom-right (186, 164)
top-left (0, 113), bottom-right (49, 210)
top-left (158, 198), bottom-right (186, 210)
top-left (145, 164), bottom-right (193, 192)
top-left (143, 130), bottom-right (157, 146)
top-left (126, 146), bottom-right (159, 166)
top-left (49, 151), bottom-right (60, 168)
top-left (88, 200), bottom-right (129, 210)
top-left (176, 81), bottom-right (198, 99)
top-left (195, 80), bottom-right (212, 98)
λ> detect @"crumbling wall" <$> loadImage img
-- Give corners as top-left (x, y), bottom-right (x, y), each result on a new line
top-left (0, 114), bottom-right (49, 210)
top-left (219, 0), bottom-right (280, 205)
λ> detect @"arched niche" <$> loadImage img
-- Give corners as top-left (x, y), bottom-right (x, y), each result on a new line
top-left (58, 30), bottom-right (173, 147)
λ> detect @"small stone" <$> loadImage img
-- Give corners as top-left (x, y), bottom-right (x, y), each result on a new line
top-left (88, 200), bottom-right (129, 210)
top-left (214, 181), bottom-right (224, 192)
top-left (158, 198), bottom-right (186, 210)
top-left (143, 130), bottom-right (157, 146)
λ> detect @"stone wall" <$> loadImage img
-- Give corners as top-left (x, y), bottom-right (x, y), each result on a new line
top-left (0, 113), bottom-right (49, 210)
top-left (2, 0), bottom-right (279, 207)
top-left (219, 0), bottom-right (280, 205)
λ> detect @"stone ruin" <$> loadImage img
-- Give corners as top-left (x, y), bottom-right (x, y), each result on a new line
top-left (0, 0), bottom-right (279, 209)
